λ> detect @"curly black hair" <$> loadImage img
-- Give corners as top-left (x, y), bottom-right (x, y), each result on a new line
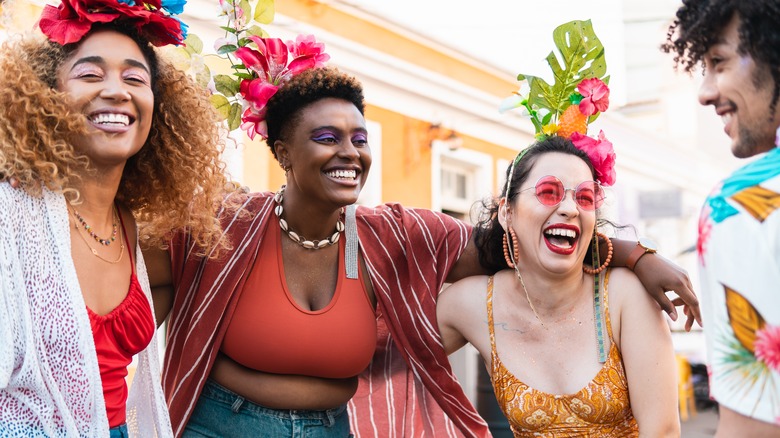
top-left (264, 67), bottom-right (365, 160)
top-left (662, 0), bottom-right (780, 113)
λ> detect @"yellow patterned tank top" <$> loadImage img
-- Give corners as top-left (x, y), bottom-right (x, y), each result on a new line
top-left (486, 271), bottom-right (639, 437)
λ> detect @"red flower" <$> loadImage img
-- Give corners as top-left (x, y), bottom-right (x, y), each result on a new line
top-left (577, 78), bottom-right (610, 117)
top-left (38, 0), bottom-right (185, 47)
top-left (570, 130), bottom-right (616, 186)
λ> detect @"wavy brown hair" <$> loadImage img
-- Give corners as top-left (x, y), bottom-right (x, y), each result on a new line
top-left (0, 27), bottom-right (232, 255)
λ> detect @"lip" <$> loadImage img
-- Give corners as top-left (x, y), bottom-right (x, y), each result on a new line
top-left (87, 109), bottom-right (136, 134)
top-left (543, 223), bottom-right (580, 256)
top-left (323, 166), bottom-right (362, 187)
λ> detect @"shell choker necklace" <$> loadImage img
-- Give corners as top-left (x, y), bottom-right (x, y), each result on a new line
top-left (274, 185), bottom-right (345, 250)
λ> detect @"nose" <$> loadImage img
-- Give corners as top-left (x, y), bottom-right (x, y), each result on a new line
top-left (698, 70), bottom-right (718, 106)
top-left (557, 189), bottom-right (580, 217)
top-left (338, 139), bottom-right (361, 160)
top-left (100, 75), bottom-right (131, 102)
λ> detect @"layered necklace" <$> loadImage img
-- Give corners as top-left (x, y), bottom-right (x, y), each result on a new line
top-left (274, 185), bottom-right (345, 250)
top-left (69, 204), bottom-right (125, 264)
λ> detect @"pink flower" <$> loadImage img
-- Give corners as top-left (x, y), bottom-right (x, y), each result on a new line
top-left (577, 78), bottom-right (610, 117)
top-left (755, 325), bottom-right (780, 372)
top-left (240, 78), bottom-right (278, 113)
top-left (570, 130), bottom-right (616, 186)
top-left (241, 108), bottom-right (267, 140)
top-left (287, 34), bottom-right (330, 68)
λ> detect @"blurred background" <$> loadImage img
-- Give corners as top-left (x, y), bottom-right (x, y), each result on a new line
top-left (2, 0), bottom-right (730, 434)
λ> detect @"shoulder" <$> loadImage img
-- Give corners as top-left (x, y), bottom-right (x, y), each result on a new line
top-left (439, 275), bottom-right (491, 307)
top-left (357, 203), bottom-right (471, 233)
top-left (606, 267), bottom-right (653, 306)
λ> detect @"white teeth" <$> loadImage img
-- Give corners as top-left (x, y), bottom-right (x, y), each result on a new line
top-left (545, 228), bottom-right (577, 239)
top-left (326, 169), bottom-right (357, 179)
top-left (90, 113), bottom-right (130, 126)
top-left (721, 113), bottom-right (732, 125)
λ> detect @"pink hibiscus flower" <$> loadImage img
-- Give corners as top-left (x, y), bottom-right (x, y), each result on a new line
top-left (697, 205), bottom-right (713, 265)
top-left (577, 78), bottom-right (610, 117)
top-left (570, 130), bottom-right (616, 186)
top-left (755, 324), bottom-right (780, 372)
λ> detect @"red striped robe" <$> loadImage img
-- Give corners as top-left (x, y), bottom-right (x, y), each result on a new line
top-left (163, 192), bottom-right (489, 437)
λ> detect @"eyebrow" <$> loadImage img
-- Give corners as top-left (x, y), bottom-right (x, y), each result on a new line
top-left (71, 56), bottom-right (150, 74)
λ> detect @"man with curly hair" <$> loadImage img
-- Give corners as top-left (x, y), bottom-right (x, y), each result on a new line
top-left (663, 0), bottom-right (780, 435)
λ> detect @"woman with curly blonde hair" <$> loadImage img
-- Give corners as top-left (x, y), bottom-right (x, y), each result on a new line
top-left (0, 0), bottom-right (230, 436)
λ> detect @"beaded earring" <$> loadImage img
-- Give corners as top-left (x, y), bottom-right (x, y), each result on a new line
top-left (583, 231), bottom-right (613, 275)
top-left (502, 227), bottom-right (520, 268)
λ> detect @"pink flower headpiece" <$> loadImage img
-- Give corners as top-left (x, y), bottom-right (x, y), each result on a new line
top-left (232, 35), bottom-right (330, 140)
top-left (38, 0), bottom-right (188, 47)
top-left (500, 20), bottom-right (617, 187)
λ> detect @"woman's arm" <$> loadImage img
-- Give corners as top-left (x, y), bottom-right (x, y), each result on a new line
top-left (448, 232), bottom-right (701, 331)
top-left (141, 245), bottom-right (174, 327)
top-left (611, 268), bottom-right (680, 437)
top-left (609, 238), bottom-right (701, 330)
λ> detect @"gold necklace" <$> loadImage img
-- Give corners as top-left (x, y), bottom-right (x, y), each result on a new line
top-left (69, 207), bottom-right (125, 264)
top-left (513, 265), bottom-right (546, 329)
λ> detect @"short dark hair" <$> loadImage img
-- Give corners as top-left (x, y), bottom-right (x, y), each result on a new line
top-left (265, 67), bottom-right (365, 159)
top-left (662, 0), bottom-right (780, 113)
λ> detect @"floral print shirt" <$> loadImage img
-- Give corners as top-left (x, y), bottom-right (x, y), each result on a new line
top-left (698, 146), bottom-right (780, 426)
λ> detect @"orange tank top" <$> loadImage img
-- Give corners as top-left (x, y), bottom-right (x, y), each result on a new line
top-left (487, 270), bottom-right (639, 437)
top-left (221, 223), bottom-right (376, 379)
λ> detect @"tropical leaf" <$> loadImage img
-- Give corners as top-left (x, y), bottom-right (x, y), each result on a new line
top-left (253, 0), bottom-right (275, 24)
top-left (209, 94), bottom-right (231, 120)
top-left (731, 185), bottom-right (780, 223)
top-left (724, 285), bottom-right (766, 353)
top-left (520, 20), bottom-right (608, 121)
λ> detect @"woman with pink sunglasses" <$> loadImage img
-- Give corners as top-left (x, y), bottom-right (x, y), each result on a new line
top-left (437, 136), bottom-right (680, 437)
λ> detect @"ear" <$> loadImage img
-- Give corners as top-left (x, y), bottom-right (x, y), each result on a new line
top-left (274, 140), bottom-right (289, 169)
top-left (498, 197), bottom-right (510, 232)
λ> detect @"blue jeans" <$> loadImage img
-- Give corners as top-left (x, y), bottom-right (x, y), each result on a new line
top-left (109, 423), bottom-right (129, 438)
top-left (183, 379), bottom-right (352, 437)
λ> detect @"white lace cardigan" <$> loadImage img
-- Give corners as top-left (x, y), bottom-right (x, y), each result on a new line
top-left (0, 183), bottom-right (172, 437)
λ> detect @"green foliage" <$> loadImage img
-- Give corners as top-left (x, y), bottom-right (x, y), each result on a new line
top-left (214, 74), bottom-right (241, 97)
top-left (184, 34), bottom-right (203, 55)
top-left (228, 103), bottom-right (243, 131)
top-left (253, 0), bottom-right (275, 24)
top-left (517, 20), bottom-right (609, 123)
top-left (210, 94), bottom-right (231, 119)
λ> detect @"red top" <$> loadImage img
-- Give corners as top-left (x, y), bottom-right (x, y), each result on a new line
top-left (87, 212), bottom-right (155, 427)
top-left (222, 222), bottom-right (377, 379)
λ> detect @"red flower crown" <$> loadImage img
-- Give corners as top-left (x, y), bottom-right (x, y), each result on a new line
top-left (39, 0), bottom-right (187, 47)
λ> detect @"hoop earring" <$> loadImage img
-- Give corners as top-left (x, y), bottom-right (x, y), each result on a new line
top-left (583, 231), bottom-right (613, 275)
top-left (503, 228), bottom-right (520, 268)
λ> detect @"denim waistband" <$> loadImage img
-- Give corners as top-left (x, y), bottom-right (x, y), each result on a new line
top-left (201, 379), bottom-right (348, 422)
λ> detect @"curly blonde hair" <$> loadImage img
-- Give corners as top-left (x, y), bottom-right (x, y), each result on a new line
top-left (0, 28), bottom-right (233, 255)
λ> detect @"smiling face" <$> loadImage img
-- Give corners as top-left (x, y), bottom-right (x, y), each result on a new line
top-left (699, 14), bottom-right (780, 158)
top-left (502, 152), bottom-right (596, 274)
top-left (56, 29), bottom-right (154, 167)
top-left (275, 97), bottom-right (371, 210)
